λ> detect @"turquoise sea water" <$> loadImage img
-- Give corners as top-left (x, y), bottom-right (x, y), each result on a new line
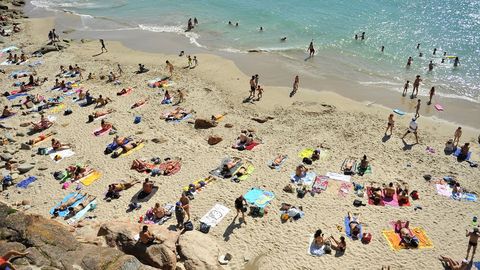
top-left (30, 0), bottom-right (480, 102)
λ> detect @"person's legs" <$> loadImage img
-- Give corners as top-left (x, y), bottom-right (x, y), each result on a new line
top-left (3, 250), bottom-right (28, 260)
top-left (466, 243), bottom-right (472, 259)
top-left (414, 132), bottom-right (419, 143)
top-left (472, 244), bottom-right (477, 260)
top-left (401, 131), bottom-right (409, 139)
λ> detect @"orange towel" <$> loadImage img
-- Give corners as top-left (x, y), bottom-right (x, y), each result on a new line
top-left (383, 227), bottom-right (434, 251)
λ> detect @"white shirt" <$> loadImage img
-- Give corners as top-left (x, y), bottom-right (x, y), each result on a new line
top-left (409, 121), bottom-right (417, 132)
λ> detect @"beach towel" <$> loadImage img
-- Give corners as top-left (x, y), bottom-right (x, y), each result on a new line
top-left (473, 261), bottom-right (480, 270)
top-left (311, 176), bottom-right (329, 193)
top-left (453, 148), bottom-right (472, 161)
top-left (210, 157), bottom-right (243, 179)
top-left (115, 143), bottom-right (145, 158)
top-left (344, 216), bottom-right (362, 240)
top-left (182, 177), bottom-right (216, 194)
top-left (326, 172), bottom-right (351, 182)
top-left (200, 204), bottom-right (230, 228)
top-left (307, 236), bottom-right (326, 256)
top-left (66, 200), bottom-right (97, 225)
top-left (105, 138), bottom-right (131, 153)
top-left (49, 193), bottom-right (85, 217)
top-left (382, 227), bottom-right (434, 251)
top-left (356, 164), bottom-right (372, 175)
top-left (341, 158), bottom-right (356, 174)
top-left (382, 191), bottom-right (399, 207)
top-left (461, 193), bottom-right (478, 202)
top-left (28, 60), bottom-right (44, 68)
top-left (338, 183), bottom-right (352, 197)
top-left (16, 176), bottom-right (37, 189)
top-left (299, 148), bottom-right (329, 161)
top-left (143, 203), bottom-right (174, 225)
top-left (244, 141), bottom-right (260, 150)
top-left (48, 148), bottom-right (76, 163)
top-left (79, 171), bottom-right (101, 186)
top-left (93, 127), bottom-right (111, 136)
top-left (366, 187), bottom-right (385, 206)
top-left (267, 155), bottom-right (288, 170)
top-left (290, 171), bottom-right (316, 185)
top-left (1, 46), bottom-right (18, 53)
top-left (0, 113), bottom-right (16, 120)
top-left (436, 184), bottom-right (452, 197)
top-left (244, 188), bottom-right (275, 208)
top-left (158, 159), bottom-right (181, 176)
top-left (233, 161), bottom-right (255, 181)
top-left (169, 113), bottom-right (192, 123)
top-left (6, 93), bottom-right (28, 100)
top-left (49, 104), bottom-right (65, 114)
top-left (1, 60), bottom-right (27, 66)
top-left (131, 186), bottom-right (159, 203)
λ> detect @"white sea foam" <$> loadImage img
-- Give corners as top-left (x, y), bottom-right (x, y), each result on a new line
top-left (138, 24), bottom-right (206, 48)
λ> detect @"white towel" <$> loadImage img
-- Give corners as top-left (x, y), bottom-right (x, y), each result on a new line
top-left (200, 204), bottom-right (230, 228)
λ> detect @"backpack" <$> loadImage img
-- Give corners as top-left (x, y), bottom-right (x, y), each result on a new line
top-left (362, 233), bottom-right (372, 244)
top-left (184, 221), bottom-right (194, 231)
top-left (199, 222), bottom-right (210, 234)
top-left (353, 199), bottom-right (365, 207)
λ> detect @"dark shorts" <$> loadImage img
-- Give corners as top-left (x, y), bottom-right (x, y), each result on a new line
top-left (469, 241), bottom-right (478, 247)
top-left (250, 86), bottom-right (255, 91)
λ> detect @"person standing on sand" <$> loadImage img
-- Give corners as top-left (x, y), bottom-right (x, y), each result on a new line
top-left (254, 74), bottom-right (259, 88)
top-left (415, 99), bottom-right (421, 118)
top-left (307, 40), bottom-right (315, 57)
top-left (292, 75), bottom-right (299, 95)
top-left (466, 227), bottom-right (479, 261)
top-left (402, 118), bottom-right (419, 144)
top-left (412, 75), bottom-right (422, 97)
top-left (385, 114), bottom-right (394, 136)
top-left (193, 56), bottom-right (198, 67)
top-left (453, 127), bottom-right (462, 146)
top-left (234, 195), bottom-right (248, 224)
top-left (406, 57), bottom-right (412, 67)
top-left (166, 60), bottom-right (174, 77)
top-left (403, 80), bottom-right (410, 96)
top-left (428, 87), bottom-right (435, 105)
top-left (100, 39), bottom-right (107, 53)
top-left (256, 85), bottom-right (264, 101)
top-left (175, 201), bottom-right (185, 229)
top-left (180, 192), bottom-right (190, 221)
top-left (249, 76), bottom-right (256, 99)
top-left (177, 89), bottom-right (185, 103)
top-left (117, 64), bottom-right (123, 76)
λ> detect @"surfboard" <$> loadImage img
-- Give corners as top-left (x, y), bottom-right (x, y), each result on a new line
top-left (393, 109), bottom-right (405, 115)
top-left (434, 104), bottom-right (444, 111)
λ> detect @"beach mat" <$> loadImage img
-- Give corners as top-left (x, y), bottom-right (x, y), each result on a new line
top-left (299, 148), bottom-right (329, 160)
top-left (158, 160), bottom-right (181, 176)
top-left (131, 186), bottom-right (159, 203)
top-left (382, 191), bottom-right (399, 207)
top-left (66, 200), bottom-right (97, 225)
top-left (338, 182), bottom-right (352, 197)
top-left (474, 262), bottom-right (480, 270)
top-left (244, 188), bottom-right (275, 208)
top-left (48, 148), bottom-right (75, 163)
top-left (143, 203), bottom-right (174, 225)
top-left (93, 127), bottom-right (111, 136)
top-left (16, 176), bottom-right (37, 189)
top-left (290, 171), bottom-right (316, 185)
top-left (311, 176), bottom-right (329, 193)
top-left (234, 161), bottom-right (255, 181)
top-left (341, 158), bottom-right (356, 174)
top-left (6, 93), bottom-right (28, 100)
top-left (210, 157), bottom-right (243, 179)
top-left (326, 172), bottom-right (351, 182)
top-left (366, 187), bottom-right (385, 206)
top-left (200, 204), bottom-right (230, 228)
top-left (79, 171), bottom-right (101, 186)
top-left (49, 193), bottom-right (85, 217)
top-left (116, 143), bottom-right (145, 158)
top-left (0, 113), bottom-right (16, 120)
top-left (344, 216), bottom-right (362, 239)
top-left (356, 164), bottom-right (372, 174)
top-left (268, 155), bottom-right (288, 170)
top-left (383, 227), bottom-right (434, 251)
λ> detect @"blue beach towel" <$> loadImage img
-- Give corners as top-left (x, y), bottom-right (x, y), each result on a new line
top-left (16, 176), bottom-right (37, 189)
top-left (0, 113), bottom-right (16, 120)
top-left (6, 93), bottom-right (28, 100)
top-left (244, 188), bottom-right (275, 208)
top-left (290, 171), bottom-right (316, 185)
top-left (453, 148), bottom-right (472, 161)
top-left (462, 193), bottom-right (477, 202)
top-left (170, 113), bottom-right (192, 123)
top-left (267, 155), bottom-right (288, 171)
top-left (473, 261), bottom-right (480, 270)
top-left (344, 216), bottom-right (363, 240)
top-left (49, 193), bottom-right (86, 217)
top-left (67, 199), bottom-right (97, 224)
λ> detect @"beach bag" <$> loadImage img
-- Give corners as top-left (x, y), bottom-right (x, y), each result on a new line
top-left (199, 222), bottom-right (210, 234)
top-left (184, 221), bottom-right (194, 231)
top-left (281, 213), bottom-right (289, 222)
top-left (353, 199), bottom-right (365, 207)
top-left (362, 233), bottom-right (372, 244)
top-left (297, 188), bottom-right (306, 198)
top-left (37, 147), bottom-right (48, 155)
top-left (302, 157), bottom-right (312, 165)
top-left (64, 109), bottom-right (72, 116)
top-left (410, 190), bottom-right (419, 200)
top-left (53, 171), bottom-right (66, 180)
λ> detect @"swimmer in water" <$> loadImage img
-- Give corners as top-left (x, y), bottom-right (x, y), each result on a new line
top-left (281, 37), bottom-right (287, 41)
top-left (381, 46), bottom-right (384, 52)
top-left (433, 48), bottom-right (437, 55)
top-left (454, 57), bottom-right (460, 67)
top-left (406, 57), bottom-right (413, 67)
top-left (259, 26), bottom-right (263, 31)
top-left (428, 61), bottom-right (434, 71)
top-left (416, 43), bottom-right (420, 49)
top-left (307, 40), bottom-right (315, 57)
top-left (361, 32), bottom-right (365, 40)
top-left (419, 52), bottom-right (423, 57)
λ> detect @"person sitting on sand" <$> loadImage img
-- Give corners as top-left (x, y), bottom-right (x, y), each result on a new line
top-left (95, 95), bottom-right (112, 108)
top-left (100, 119), bottom-right (114, 131)
top-left (439, 256), bottom-right (468, 270)
top-left (0, 250), bottom-right (29, 270)
top-left (106, 179), bottom-right (141, 199)
top-left (458, 143), bottom-right (470, 160)
top-left (53, 192), bottom-right (87, 216)
top-left (85, 91), bottom-right (95, 105)
top-left (383, 182), bottom-right (396, 199)
top-left (2, 106), bottom-right (15, 117)
top-left (313, 229), bottom-right (325, 247)
top-left (348, 212), bottom-right (361, 239)
top-left (71, 165), bottom-right (93, 181)
top-left (137, 64), bottom-right (149, 74)
top-left (329, 235), bottom-right (346, 253)
top-left (139, 225), bottom-right (156, 245)
top-left (358, 155), bottom-right (369, 176)
top-left (162, 90), bottom-right (172, 104)
top-left (88, 109), bottom-right (114, 123)
top-left (142, 178), bottom-right (154, 195)
top-left (270, 154), bottom-right (287, 168)
top-left (294, 164), bottom-right (308, 178)
top-left (131, 159), bottom-right (151, 173)
top-left (67, 194), bottom-right (96, 216)
top-left (445, 139), bottom-right (455, 154)
top-left (131, 100), bottom-right (146, 109)
top-left (51, 138), bottom-right (71, 151)
top-left (152, 202), bottom-right (166, 219)
top-left (107, 71), bottom-right (118, 83)
top-left (280, 203), bottom-right (303, 221)
top-left (369, 184), bottom-right (383, 205)
top-left (31, 114), bottom-right (53, 130)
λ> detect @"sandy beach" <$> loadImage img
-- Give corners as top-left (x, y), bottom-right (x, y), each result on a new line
top-left (1, 7), bottom-right (480, 270)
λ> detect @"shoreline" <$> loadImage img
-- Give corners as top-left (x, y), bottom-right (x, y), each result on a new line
top-left (23, 1), bottom-right (480, 130)
top-left (0, 3), bottom-right (479, 270)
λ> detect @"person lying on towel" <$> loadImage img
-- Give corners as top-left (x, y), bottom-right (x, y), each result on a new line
top-left (131, 159), bottom-right (151, 173)
top-left (52, 192), bottom-right (87, 216)
top-left (106, 179), bottom-right (141, 200)
top-left (112, 138), bottom-right (144, 157)
top-left (232, 130), bottom-right (254, 150)
top-left (270, 154), bottom-right (287, 168)
top-left (165, 108), bottom-right (192, 121)
top-left (51, 138), bottom-right (72, 151)
top-left (343, 159), bottom-right (355, 175)
top-left (88, 109), bottom-right (114, 123)
top-left (348, 212), bottom-right (361, 240)
top-left (220, 158), bottom-right (241, 178)
top-left (394, 220), bottom-right (419, 248)
top-left (66, 165), bottom-right (93, 181)
top-left (67, 194), bottom-right (96, 217)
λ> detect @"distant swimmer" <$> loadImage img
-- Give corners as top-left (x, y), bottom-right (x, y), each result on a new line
top-left (307, 40), bottom-right (315, 57)
top-left (441, 58), bottom-right (445, 63)
top-left (361, 32), bottom-right (365, 40)
top-left (235, 22), bottom-right (239, 27)
top-left (228, 21), bottom-right (232, 25)
top-left (419, 52), bottom-right (423, 57)
top-left (381, 46), bottom-right (384, 52)
top-left (433, 48), bottom-right (437, 55)
top-left (194, 17), bottom-right (198, 25)
top-left (416, 43), bottom-right (420, 50)
top-left (412, 75), bottom-right (422, 97)
top-left (406, 56), bottom-right (413, 67)
top-left (355, 34), bottom-right (358, 40)
top-left (454, 57), bottom-right (460, 67)
top-left (428, 87), bottom-right (435, 105)
top-left (402, 80), bottom-right (410, 96)
top-left (443, 51), bottom-right (447, 57)
top-left (428, 60), bottom-right (434, 71)
top-left (259, 26), bottom-right (263, 31)
top-left (280, 37), bottom-right (287, 42)
top-left (179, 50), bottom-right (184, 57)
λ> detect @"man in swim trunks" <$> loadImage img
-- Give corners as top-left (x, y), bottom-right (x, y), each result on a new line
top-left (180, 192), bottom-right (190, 221)
top-left (139, 225), bottom-right (156, 245)
top-left (53, 192), bottom-right (87, 216)
top-left (152, 203), bottom-right (166, 219)
top-left (0, 250), bottom-right (29, 270)
top-left (234, 195), bottom-right (248, 224)
top-left (415, 99), bottom-right (421, 118)
top-left (401, 118), bottom-right (419, 144)
top-left (88, 109), bottom-right (114, 123)
top-left (2, 106), bottom-right (15, 117)
top-left (249, 76), bottom-right (256, 99)
top-left (51, 138), bottom-right (71, 151)
top-left (412, 75), bottom-right (422, 97)
top-left (385, 114), bottom-right (394, 136)
top-left (117, 139), bottom-right (143, 155)
top-left (142, 178), bottom-right (154, 195)
top-left (467, 228), bottom-right (479, 261)
top-left (403, 80), bottom-right (409, 96)
top-left (95, 95), bottom-right (112, 108)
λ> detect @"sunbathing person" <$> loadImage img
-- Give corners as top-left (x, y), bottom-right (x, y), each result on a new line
top-left (313, 229), bottom-right (325, 247)
top-left (95, 95), bottom-right (112, 108)
top-left (116, 87), bottom-right (131, 96)
top-left (165, 108), bottom-right (192, 121)
top-left (395, 220), bottom-right (419, 248)
top-left (294, 164), bottom-right (308, 178)
top-left (161, 160), bottom-right (179, 175)
top-left (113, 135), bottom-right (129, 146)
top-left (2, 106), bottom-right (15, 117)
top-left (142, 178), bottom-right (154, 195)
top-left (329, 236), bottom-right (346, 253)
top-left (31, 114), bottom-right (53, 131)
top-left (152, 203), bottom-right (166, 219)
top-left (67, 195), bottom-right (96, 217)
top-left (445, 139), bottom-right (455, 154)
top-left (88, 109), bottom-right (114, 122)
top-left (0, 250), bottom-right (29, 270)
top-left (66, 165), bottom-right (93, 181)
top-left (438, 256), bottom-right (468, 270)
top-left (220, 158), bottom-right (242, 178)
top-left (311, 149), bottom-right (320, 161)
top-left (100, 119), bottom-right (114, 131)
top-left (131, 159), bottom-right (151, 172)
top-left (137, 64), bottom-right (149, 74)
top-left (396, 183), bottom-right (410, 205)
top-left (106, 179), bottom-right (141, 199)
top-left (383, 182), bottom-right (396, 199)
top-left (112, 138), bottom-right (144, 157)
top-left (28, 132), bottom-right (54, 145)
top-left (369, 184), bottom-right (383, 205)
top-left (280, 203), bottom-right (303, 221)
top-left (52, 192), bottom-right (87, 216)
top-left (131, 100), bottom-right (146, 109)
top-left (358, 155), bottom-right (369, 176)
top-left (343, 158), bottom-right (355, 175)
top-left (51, 138), bottom-right (72, 151)
top-left (459, 143), bottom-right (470, 160)
top-left (348, 212), bottom-right (361, 239)
top-left (269, 154), bottom-right (287, 168)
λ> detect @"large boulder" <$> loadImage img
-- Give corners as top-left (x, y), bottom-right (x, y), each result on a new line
top-left (178, 231), bottom-right (222, 270)
top-left (207, 135), bottom-right (222, 145)
top-left (194, 119), bottom-right (217, 129)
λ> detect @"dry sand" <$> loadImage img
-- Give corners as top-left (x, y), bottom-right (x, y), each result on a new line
top-left (1, 17), bottom-right (480, 270)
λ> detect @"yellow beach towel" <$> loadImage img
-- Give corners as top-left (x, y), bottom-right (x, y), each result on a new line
top-left (120, 143), bottom-right (145, 157)
top-left (236, 161), bottom-right (255, 181)
top-left (80, 171), bottom-right (101, 186)
top-left (49, 103), bottom-right (65, 114)
top-left (383, 227), bottom-right (434, 251)
top-left (299, 148), bottom-right (329, 160)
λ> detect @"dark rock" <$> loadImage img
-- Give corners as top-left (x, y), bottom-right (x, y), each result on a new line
top-left (0, 5), bottom-right (8, 10)
top-left (194, 119), bottom-right (217, 129)
top-left (224, 123), bottom-right (233, 128)
top-left (20, 143), bottom-right (32, 150)
top-left (207, 135), bottom-right (222, 145)
top-left (0, 153), bottom-right (13, 161)
top-left (0, 240), bottom-right (27, 254)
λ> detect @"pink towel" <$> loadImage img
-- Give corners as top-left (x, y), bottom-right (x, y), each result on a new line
top-left (382, 191), bottom-right (399, 207)
top-left (338, 183), bottom-right (352, 197)
top-left (93, 127), bottom-right (111, 136)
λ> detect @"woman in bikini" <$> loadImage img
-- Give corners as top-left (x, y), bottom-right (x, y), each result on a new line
top-left (385, 114), bottom-right (394, 136)
top-left (51, 138), bottom-right (71, 151)
top-left (348, 212), bottom-right (361, 239)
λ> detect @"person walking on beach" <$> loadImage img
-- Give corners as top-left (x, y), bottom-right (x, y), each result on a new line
top-left (415, 99), bottom-right (421, 118)
top-left (406, 57), bottom-right (412, 68)
top-left (117, 64), bottom-right (123, 76)
top-left (187, 55), bottom-right (192, 68)
top-left (256, 85), bottom-right (264, 101)
top-left (403, 80), bottom-right (410, 96)
top-left (307, 40), bottom-right (315, 57)
top-left (428, 87), bottom-right (435, 105)
top-left (177, 89), bottom-right (186, 104)
top-left (402, 118), bottom-right (419, 144)
top-left (192, 56), bottom-right (198, 67)
top-left (291, 75), bottom-right (299, 96)
top-left (466, 227), bottom-right (479, 261)
top-left (412, 75), bottom-right (422, 97)
top-left (249, 76), bottom-right (256, 99)
top-left (454, 127), bottom-right (462, 146)
top-left (234, 195), bottom-right (248, 224)
top-left (166, 60), bottom-right (174, 77)
top-left (100, 39), bottom-right (107, 53)
top-left (254, 74), bottom-right (259, 88)
top-left (385, 113), bottom-right (394, 136)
